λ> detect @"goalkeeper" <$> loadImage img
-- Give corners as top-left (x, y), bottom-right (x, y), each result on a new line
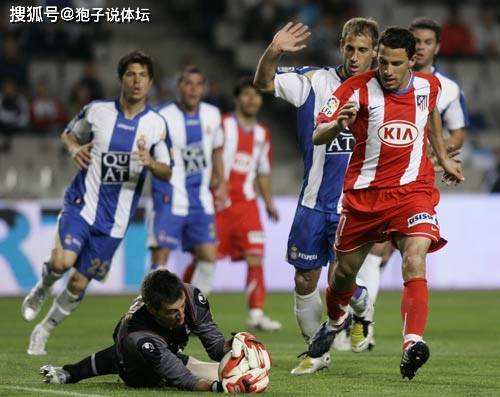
top-left (39, 270), bottom-right (270, 393)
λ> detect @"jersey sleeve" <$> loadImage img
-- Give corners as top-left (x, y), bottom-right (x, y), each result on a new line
top-left (257, 128), bottom-right (272, 176)
top-left (133, 333), bottom-right (200, 391)
top-left (189, 287), bottom-right (226, 362)
top-left (428, 77), bottom-right (442, 114)
top-left (65, 103), bottom-right (93, 143)
top-left (442, 89), bottom-right (469, 130)
top-left (274, 67), bottom-right (313, 107)
top-left (213, 110), bottom-right (224, 149)
top-left (152, 120), bottom-right (174, 166)
top-left (316, 82), bottom-right (358, 125)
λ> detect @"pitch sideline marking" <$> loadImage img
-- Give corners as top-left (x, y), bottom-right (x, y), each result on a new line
top-left (0, 385), bottom-right (109, 397)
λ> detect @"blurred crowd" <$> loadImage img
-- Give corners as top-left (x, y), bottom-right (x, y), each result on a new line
top-left (1, 0), bottom-right (500, 193)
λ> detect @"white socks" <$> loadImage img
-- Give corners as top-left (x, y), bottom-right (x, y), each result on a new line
top-left (249, 308), bottom-right (264, 321)
top-left (190, 260), bottom-right (215, 296)
top-left (294, 288), bottom-right (322, 342)
top-left (41, 262), bottom-right (63, 289)
top-left (40, 288), bottom-right (82, 332)
top-left (357, 253), bottom-right (383, 304)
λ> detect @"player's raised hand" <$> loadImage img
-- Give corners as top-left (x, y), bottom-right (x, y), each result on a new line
top-left (440, 157), bottom-right (464, 186)
top-left (70, 143), bottom-right (93, 170)
top-left (134, 141), bottom-right (153, 168)
top-left (337, 101), bottom-right (358, 129)
top-left (270, 22), bottom-right (311, 54)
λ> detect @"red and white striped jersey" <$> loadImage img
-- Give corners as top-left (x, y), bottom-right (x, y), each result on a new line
top-left (316, 70), bottom-right (441, 191)
top-left (221, 113), bottom-right (271, 203)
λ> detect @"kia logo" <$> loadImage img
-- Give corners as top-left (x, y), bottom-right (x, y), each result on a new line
top-left (377, 120), bottom-right (419, 147)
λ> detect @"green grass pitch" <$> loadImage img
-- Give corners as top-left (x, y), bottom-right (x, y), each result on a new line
top-left (1, 291), bottom-right (499, 396)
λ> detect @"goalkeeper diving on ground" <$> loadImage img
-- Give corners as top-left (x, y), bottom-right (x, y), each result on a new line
top-left (39, 270), bottom-right (271, 393)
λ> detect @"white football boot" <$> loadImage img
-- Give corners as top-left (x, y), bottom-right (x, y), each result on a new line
top-left (332, 329), bottom-right (352, 351)
top-left (351, 302), bottom-right (375, 353)
top-left (21, 280), bottom-right (50, 321)
top-left (290, 352), bottom-right (331, 375)
top-left (40, 365), bottom-right (71, 384)
top-left (247, 311), bottom-right (282, 332)
top-left (27, 324), bottom-right (50, 355)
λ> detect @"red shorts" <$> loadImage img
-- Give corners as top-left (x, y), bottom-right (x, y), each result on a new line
top-left (335, 182), bottom-right (447, 253)
top-left (216, 199), bottom-right (264, 261)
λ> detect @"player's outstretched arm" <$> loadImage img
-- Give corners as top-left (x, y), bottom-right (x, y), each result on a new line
top-left (254, 22), bottom-right (310, 93)
top-left (61, 131), bottom-right (93, 170)
top-left (427, 107), bottom-right (464, 185)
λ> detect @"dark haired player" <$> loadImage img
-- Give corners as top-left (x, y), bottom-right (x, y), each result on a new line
top-left (22, 50), bottom-right (173, 356)
top-left (309, 27), bottom-right (463, 379)
top-left (40, 270), bottom-right (270, 393)
top-left (184, 77), bottom-right (281, 331)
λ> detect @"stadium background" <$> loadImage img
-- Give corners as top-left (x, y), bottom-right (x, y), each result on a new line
top-left (1, 0), bottom-right (499, 294)
top-left (1, 1), bottom-right (500, 396)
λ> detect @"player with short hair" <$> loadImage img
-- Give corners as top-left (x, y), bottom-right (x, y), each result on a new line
top-left (21, 50), bottom-right (173, 355)
top-left (39, 270), bottom-right (270, 393)
top-left (184, 77), bottom-right (281, 331)
top-left (358, 17), bottom-right (471, 333)
top-left (148, 65), bottom-right (227, 294)
top-left (409, 17), bottom-right (468, 152)
top-left (308, 27), bottom-right (464, 379)
top-left (254, 18), bottom-right (381, 374)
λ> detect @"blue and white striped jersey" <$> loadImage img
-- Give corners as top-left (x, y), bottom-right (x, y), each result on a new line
top-left (432, 66), bottom-right (469, 130)
top-left (64, 100), bottom-right (172, 238)
top-left (152, 101), bottom-right (224, 216)
top-left (274, 65), bottom-right (354, 213)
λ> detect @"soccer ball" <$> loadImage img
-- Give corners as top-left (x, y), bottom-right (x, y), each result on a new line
top-left (218, 350), bottom-right (250, 379)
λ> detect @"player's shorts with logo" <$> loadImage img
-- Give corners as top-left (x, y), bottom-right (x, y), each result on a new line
top-left (216, 199), bottom-right (264, 261)
top-left (335, 181), bottom-right (447, 253)
top-left (57, 204), bottom-right (122, 281)
top-left (287, 204), bottom-right (340, 269)
top-left (148, 203), bottom-right (216, 251)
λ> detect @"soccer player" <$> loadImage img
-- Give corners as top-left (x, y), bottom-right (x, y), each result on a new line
top-left (185, 77), bottom-right (281, 331)
top-left (39, 270), bottom-right (270, 393)
top-left (410, 17), bottom-right (467, 152)
top-left (254, 19), bottom-right (380, 374)
top-left (357, 17), bottom-right (471, 337)
top-left (308, 27), bottom-right (464, 379)
top-left (21, 51), bottom-right (173, 355)
top-left (148, 65), bottom-right (226, 295)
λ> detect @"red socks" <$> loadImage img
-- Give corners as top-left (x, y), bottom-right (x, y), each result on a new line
top-left (182, 260), bottom-right (195, 283)
top-left (247, 265), bottom-right (266, 309)
top-left (325, 285), bottom-right (357, 323)
top-left (401, 278), bottom-right (428, 347)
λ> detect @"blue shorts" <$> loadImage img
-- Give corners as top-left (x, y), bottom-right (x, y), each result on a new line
top-left (58, 206), bottom-right (122, 281)
top-left (150, 204), bottom-right (216, 251)
top-left (286, 205), bottom-right (340, 270)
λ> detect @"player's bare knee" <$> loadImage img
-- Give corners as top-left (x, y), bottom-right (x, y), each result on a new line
top-left (50, 252), bottom-right (72, 274)
top-left (246, 255), bottom-right (262, 267)
top-left (152, 248), bottom-right (169, 267)
top-left (67, 272), bottom-right (90, 294)
top-left (294, 269), bottom-right (320, 295)
top-left (335, 260), bottom-right (357, 279)
top-left (402, 252), bottom-right (426, 280)
top-left (196, 246), bottom-right (217, 263)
